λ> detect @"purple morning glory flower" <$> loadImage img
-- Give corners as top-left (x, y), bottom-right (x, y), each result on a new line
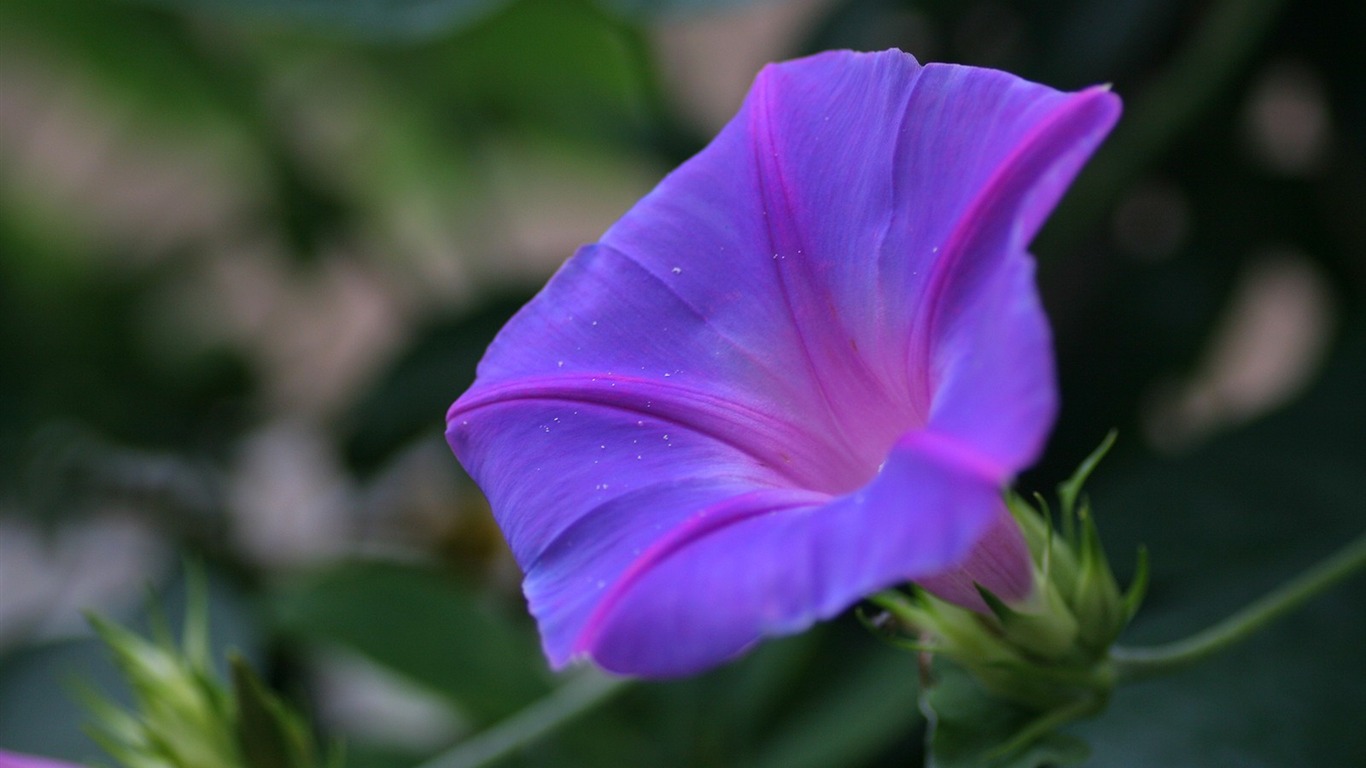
top-left (447, 49), bottom-right (1120, 677)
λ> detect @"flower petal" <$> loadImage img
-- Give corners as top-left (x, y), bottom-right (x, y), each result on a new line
top-left (448, 49), bottom-right (1119, 676)
top-left (450, 375), bottom-right (798, 576)
top-left (917, 86), bottom-right (1120, 469)
top-left (577, 432), bottom-right (1008, 676)
top-left (0, 751), bottom-right (82, 768)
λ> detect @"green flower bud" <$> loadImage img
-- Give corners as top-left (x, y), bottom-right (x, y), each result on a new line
top-left (84, 576), bottom-right (336, 768)
top-left (869, 432), bottom-right (1146, 718)
top-left (88, 615), bottom-right (239, 768)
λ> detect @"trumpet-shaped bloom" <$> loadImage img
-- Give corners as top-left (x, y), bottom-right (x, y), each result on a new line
top-left (447, 49), bottom-right (1119, 677)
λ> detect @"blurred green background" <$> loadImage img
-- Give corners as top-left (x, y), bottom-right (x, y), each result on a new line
top-left (0, 0), bottom-right (1362, 765)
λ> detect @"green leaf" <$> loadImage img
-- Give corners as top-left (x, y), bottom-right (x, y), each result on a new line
top-left (0, 0), bottom-right (262, 127)
top-left (922, 663), bottom-right (1090, 768)
top-left (123, 0), bottom-right (512, 40)
top-left (401, 0), bottom-right (654, 135)
top-left (599, 0), bottom-right (792, 14)
top-left (113, 0), bottom-right (778, 40)
top-left (269, 561), bottom-right (550, 722)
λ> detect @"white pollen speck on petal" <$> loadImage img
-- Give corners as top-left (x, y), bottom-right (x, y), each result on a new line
top-left (672, 267), bottom-right (682, 274)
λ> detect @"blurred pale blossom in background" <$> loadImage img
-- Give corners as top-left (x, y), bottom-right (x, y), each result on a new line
top-left (0, 0), bottom-right (1363, 764)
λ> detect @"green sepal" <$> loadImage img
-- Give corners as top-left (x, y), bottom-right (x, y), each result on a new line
top-left (1006, 492), bottom-right (1078, 595)
top-left (1057, 430), bottom-right (1117, 523)
top-left (974, 584), bottom-right (1079, 662)
top-left (231, 654), bottom-right (317, 768)
top-left (1072, 505), bottom-right (1124, 651)
top-left (856, 606), bottom-right (939, 655)
top-left (1122, 545), bottom-right (1150, 623)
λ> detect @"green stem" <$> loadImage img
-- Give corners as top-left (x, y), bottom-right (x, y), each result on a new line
top-left (413, 671), bottom-right (629, 768)
top-left (1110, 531), bottom-right (1366, 682)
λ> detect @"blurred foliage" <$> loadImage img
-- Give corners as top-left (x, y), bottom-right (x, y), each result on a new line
top-left (1, 0), bottom-right (1363, 766)
top-left (270, 561), bottom-right (552, 722)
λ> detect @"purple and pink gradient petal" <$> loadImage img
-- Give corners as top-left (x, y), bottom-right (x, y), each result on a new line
top-left (0, 750), bottom-right (83, 768)
top-left (447, 49), bottom-right (1120, 677)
